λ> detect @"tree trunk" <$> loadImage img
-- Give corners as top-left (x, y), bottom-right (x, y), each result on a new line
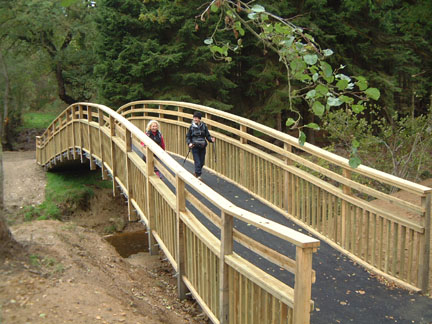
top-left (55, 63), bottom-right (77, 105)
top-left (0, 145), bottom-right (17, 256)
top-left (0, 51), bottom-right (11, 148)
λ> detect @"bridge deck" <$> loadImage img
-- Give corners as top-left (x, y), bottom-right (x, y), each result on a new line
top-left (175, 156), bottom-right (432, 324)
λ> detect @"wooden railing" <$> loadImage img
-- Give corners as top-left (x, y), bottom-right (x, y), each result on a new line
top-left (36, 103), bottom-right (320, 324)
top-left (117, 100), bottom-right (432, 293)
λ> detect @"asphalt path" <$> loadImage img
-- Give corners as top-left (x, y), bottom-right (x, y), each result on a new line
top-left (129, 144), bottom-right (432, 324)
top-left (171, 155), bottom-right (432, 324)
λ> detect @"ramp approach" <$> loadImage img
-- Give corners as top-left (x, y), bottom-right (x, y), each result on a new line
top-left (35, 101), bottom-right (431, 323)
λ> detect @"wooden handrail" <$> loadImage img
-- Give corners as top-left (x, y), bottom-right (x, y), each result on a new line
top-left (36, 102), bottom-right (320, 323)
top-left (119, 100), bottom-right (431, 195)
top-left (116, 100), bottom-right (431, 293)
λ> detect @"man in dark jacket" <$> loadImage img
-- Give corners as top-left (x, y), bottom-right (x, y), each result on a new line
top-left (186, 111), bottom-right (215, 180)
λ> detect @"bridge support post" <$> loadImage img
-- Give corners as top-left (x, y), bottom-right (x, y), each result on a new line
top-left (175, 175), bottom-right (188, 299)
top-left (341, 169), bottom-right (352, 248)
top-left (146, 147), bottom-right (159, 255)
top-left (98, 109), bottom-right (108, 180)
top-left (87, 106), bottom-right (96, 171)
top-left (294, 246), bottom-right (315, 324)
top-left (65, 108), bottom-right (72, 160)
top-left (125, 129), bottom-right (138, 221)
top-left (284, 143), bottom-right (293, 213)
top-left (419, 192), bottom-right (431, 292)
top-left (219, 211), bottom-right (233, 324)
top-left (78, 105), bottom-right (85, 163)
top-left (71, 106), bottom-right (77, 160)
top-left (109, 116), bottom-right (119, 197)
top-left (239, 125), bottom-right (247, 187)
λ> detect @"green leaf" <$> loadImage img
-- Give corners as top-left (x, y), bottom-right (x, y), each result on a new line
top-left (305, 123), bottom-right (320, 130)
top-left (340, 95), bottom-right (354, 104)
top-left (299, 131), bottom-right (307, 146)
top-left (323, 49), bottom-right (334, 56)
top-left (352, 139), bottom-right (360, 148)
top-left (336, 79), bottom-right (349, 91)
top-left (290, 58), bottom-right (306, 73)
top-left (320, 61), bottom-right (333, 78)
top-left (349, 156), bottom-right (361, 168)
top-left (304, 54), bottom-right (318, 65)
top-left (352, 104), bottom-right (365, 113)
top-left (204, 38), bottom-right (213, 45)
top-left (315, 84), bottom-right (328, 96)
top-left (211, 4), bottom-right (219, 12)
top-left (312, 73), bottom-right (319, 82)
top-left (365, 88), bottom-right (380, 100)
top-left (248, 12), bottom-right (257, 20)
top-left (285, 118), bottom-right (295, 127)
top-left (281, 36), bottom-right (295, 47)
top-left (356, 80), bottom-right (368, 91)
top-left (312, 101), bottom-right (325, 117)
top-left (61, 0), bottom-right (78, 7)
top-left (327, 97), bottom-right (344, 107)
top-left (306, 90), bottom-right (316, 99)
top-left (251, 4), bottom-right (265, 13)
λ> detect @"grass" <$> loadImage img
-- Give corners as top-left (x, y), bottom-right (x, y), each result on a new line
top-left (21, 111), bottom-right (58, 130)
top-left (22, 169), bottom-right (113, 221)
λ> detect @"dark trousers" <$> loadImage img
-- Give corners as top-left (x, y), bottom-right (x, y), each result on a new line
top-left (192, 146), bottom-right (206, 176)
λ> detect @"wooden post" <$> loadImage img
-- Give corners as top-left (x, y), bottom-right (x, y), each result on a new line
top-left (109, 116), bottom-right (118, 197)
top-left (87, 106), bottom-right (96, 170)
top-left (52, 123), bottom-right (57, 165)
top-left (239, 125), bottom-right (247, 187)
top-left (66, 108), bottom-right (72, 160)
top-left (146, 146), bottom-right (159, 255)
top-left (176, 175), bottom-right (188, 299)
top-left (177, 106), bottom-right (183, 155)
top-left (219, 210), bottom-right (233, 324)
top-left (79, 105), bottom-right (84, 163)
top-left (419, 192), bottom-right (431, 292)
top-left (293, 246), bottom-right (314, 324)
top-left (125, 129), bottom-right (137, 221)
top-left (284, 143), bottom-right (293, 213)
top-left (159, 105), bottom-right (164, 119)
top-left (58, 117), bottom-right (64, 162)
top-left (72, 106), bottom-right (77, 159)
top-left (98, 109), bottom-right (108, 180)
top-left (341, 169), bottom-right (352, 247)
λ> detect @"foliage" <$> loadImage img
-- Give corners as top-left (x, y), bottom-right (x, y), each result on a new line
top-left (0, 0), bottom-right (98, 105)
top-left (22, 169), bottom-right (112, 221)
top-left (323, 106), bottom-right (432, 182)
top-left (21, 112), bottom-right (58, 130)
top-left (94, 0), bottom-right (237, 109)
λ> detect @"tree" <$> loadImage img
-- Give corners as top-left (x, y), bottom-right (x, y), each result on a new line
top-left (200, 0), bottom-right (383, 167)
top-left (0, 0), bottom-right (98, 105)
top-left (95, 0), bottom-right (238, 110)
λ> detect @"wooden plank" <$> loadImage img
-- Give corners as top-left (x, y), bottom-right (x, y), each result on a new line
top-left (219, 211), bottom-right (234, 324)
top-left (176, 176), bottom-right (188, 299)
top-left (419, 192), bottom-right (431, 292)
top-left (225, 254), bottom-right (295, 309)
top-left (293, 246), bottom-right (314, 324)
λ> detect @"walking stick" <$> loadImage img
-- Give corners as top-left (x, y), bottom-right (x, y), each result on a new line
top-left (183, 147), bottom-right (191, 165)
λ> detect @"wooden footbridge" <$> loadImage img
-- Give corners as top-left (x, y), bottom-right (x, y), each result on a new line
top-left (36, 101), bottom-right (432, 324)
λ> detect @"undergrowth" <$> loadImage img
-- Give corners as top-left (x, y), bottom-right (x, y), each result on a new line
top-left (20, 112), bottom-right (58, 130)
top-left (22, 169), bottom-right (112, 221)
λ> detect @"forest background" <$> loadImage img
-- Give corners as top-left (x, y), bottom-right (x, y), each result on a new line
top-left (0, 0), bottom-right (431, 182)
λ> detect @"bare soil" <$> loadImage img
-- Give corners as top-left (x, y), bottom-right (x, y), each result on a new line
top-left (1, 151), bottom-right (206, 324)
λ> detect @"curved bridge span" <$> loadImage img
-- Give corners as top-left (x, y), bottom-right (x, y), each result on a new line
top-left (36, 101), bottom-right (431, 323)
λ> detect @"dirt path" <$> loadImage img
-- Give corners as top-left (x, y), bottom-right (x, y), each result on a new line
top-left (1, 152), bottom-right (205, 324)
top-left (3, 151), bottom-right (45, 209)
